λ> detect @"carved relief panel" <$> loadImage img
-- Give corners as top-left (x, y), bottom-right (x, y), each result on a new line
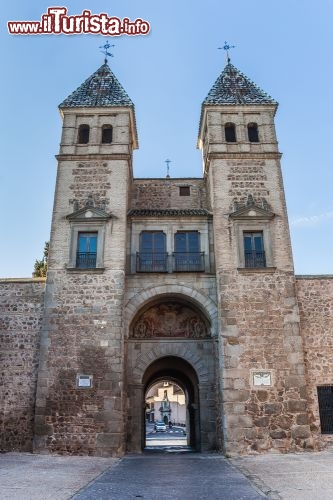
top-left (131, 301), bottom-right (209, 339)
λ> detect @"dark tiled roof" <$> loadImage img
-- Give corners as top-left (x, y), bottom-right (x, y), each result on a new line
top-left (59, 63), bottom-right (134, 108)
top-left (203, 63), bottom-right (277, 105)
top-left (128, 209), bottom-right (212, 217)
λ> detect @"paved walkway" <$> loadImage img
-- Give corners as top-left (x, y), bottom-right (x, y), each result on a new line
top-left (73, 453), bottom-right (263, 499)
top-left (233, 449), bottom-right (333, 499)
top-left (0, 453), bottom-right (116, 500)
top-left (2, 449), bottom-right (333, 499)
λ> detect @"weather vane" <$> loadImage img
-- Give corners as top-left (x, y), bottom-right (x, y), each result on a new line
top-left (218, 41), bottom-right (235, 64)
top-left (165, 159), bottom-right (171, 178)
top-left (99, 40), bottom-right (115, 63)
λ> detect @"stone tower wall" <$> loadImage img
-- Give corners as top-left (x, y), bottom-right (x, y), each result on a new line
top-left (34, 109), bottom-right (134, 456)
top-left (296, 276), bottom-right (333, 442)
top-left (200, 105), bottom-right (313, 455)
top-left (0, 279), bottom-right (45, 451)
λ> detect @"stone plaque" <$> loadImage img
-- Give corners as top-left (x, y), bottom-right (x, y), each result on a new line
top-left (252, 371), bottom-right (272, 387)
top-left (77, 374), bottom-right (93, 388)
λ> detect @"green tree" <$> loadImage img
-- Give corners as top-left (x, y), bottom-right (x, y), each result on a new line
top-left (33, 241), bottom-right (49, 277)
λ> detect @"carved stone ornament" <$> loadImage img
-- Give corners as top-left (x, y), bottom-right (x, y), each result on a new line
top-left (131, 302), bottom-right (209, 339)
top-left (66, 205), bottom-right (112, 222)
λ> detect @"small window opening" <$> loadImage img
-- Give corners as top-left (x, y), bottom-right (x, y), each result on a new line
top-left (102, 125), bottom-right (113, 144)
top-left (78, 124), bottom-right (90, 144)
top-left (248, 123), bottom-right (259, 142)
top-left (225, 123), bottom-right (236, 142)
top-left (318, 386), bottom-right (333, 434)
top-left (179, 186), bottom-right (190, 196)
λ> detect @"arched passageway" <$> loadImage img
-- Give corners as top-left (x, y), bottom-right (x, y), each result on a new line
top-left (142, 356), bottom-right (200, 450)
top-left (125, 293), bottom-right (218, 453)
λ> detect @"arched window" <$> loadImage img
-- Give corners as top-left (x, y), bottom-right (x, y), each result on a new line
top-left (248, 123), bottom-right (259, 142)
top-left (78, 124), bottom-right (90, 144)
top-left (225, 123), bottom-right (236, 142)
top-left (102, 125), bottom-right (113, 144)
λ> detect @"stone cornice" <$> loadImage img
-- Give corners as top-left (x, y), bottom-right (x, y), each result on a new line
top-left (237, 267), bottom-right (277, 274)
top-left (0, 277), bottom-right (46, 283)
top-left (207, 152), bottom-right (282, 161)
top-left (296, 274), bottom-right (333, 279)
top-left (55, 154), bottom-right (131, 161)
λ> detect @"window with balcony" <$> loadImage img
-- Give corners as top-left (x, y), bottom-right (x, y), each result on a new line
top-left (66, 205), bottom-right (111, 271)
top-left (173, 231), bottom-right (204, 272)
top-left (137, 231), bottom-right (167, 272)
top-left (76, 232), bottom-right (97, 268)
top-left (243, 232), bottom-right (266, 268)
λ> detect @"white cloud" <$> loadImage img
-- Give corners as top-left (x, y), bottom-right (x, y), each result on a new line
top-left (290, 211), bottom-right (333, 227)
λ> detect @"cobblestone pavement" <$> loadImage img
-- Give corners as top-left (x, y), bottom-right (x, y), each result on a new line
top-left (73, 453), bottom-right (265, 500)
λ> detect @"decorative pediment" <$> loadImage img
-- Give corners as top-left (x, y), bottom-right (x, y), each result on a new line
top-left (66, 206), bottom-right (112, 222)
top-left (229, 204), bottom-right (275, 220)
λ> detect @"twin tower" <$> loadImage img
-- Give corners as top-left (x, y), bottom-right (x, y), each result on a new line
top-left (33, 58), bottom-right (314, 456)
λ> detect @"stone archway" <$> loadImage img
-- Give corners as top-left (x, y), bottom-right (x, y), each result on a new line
top-left (142, 356), bottom-right (200, 450)
top-left (125, 294), bottom-right (218, 453)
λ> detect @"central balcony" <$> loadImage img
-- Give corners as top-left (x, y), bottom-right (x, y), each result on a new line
top-left (135, 252), bottom-right (205, 273)
top-left (173, 252), bottom-right (205, 272)
top-left (136, 252), bottom-right (168, 273)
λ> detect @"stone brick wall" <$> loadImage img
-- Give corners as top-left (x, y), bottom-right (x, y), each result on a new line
top-left (34, 269), bottom-right (126, 456)
top-left (130, 178), bottom-right (208, 210)
top-left (296, 276), bottom-right (333, 441)
top-left (0, 279), bottom-right (45, 451)
top-left (218, 269), bottom-right (314, 455)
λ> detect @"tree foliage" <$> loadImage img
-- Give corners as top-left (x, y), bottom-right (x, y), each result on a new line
top-left (33, 241), bottom-right (49, 278)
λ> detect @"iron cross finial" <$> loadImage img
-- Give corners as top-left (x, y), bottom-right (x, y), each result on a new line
top-left (165, 159), bottom-right (171, 178)
top-left (218, 41), bottom-right (235, 64)
top-left (99, 40), bottom-right (115, 64)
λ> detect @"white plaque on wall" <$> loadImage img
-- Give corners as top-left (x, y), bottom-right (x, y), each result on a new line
top-left (77, 374), bottom-right (93, 388)
top-left (252, 371), bottom-right (272, 387)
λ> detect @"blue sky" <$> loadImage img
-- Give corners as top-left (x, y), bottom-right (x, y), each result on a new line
top-left (1, 0), bottom-right (332, 277)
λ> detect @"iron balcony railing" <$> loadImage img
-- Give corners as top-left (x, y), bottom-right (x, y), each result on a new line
top-left (136, 252), bottom-right (168, 272)
top-left (136, 252), bottom-right (206, 273)
top-left (76, 252), bottom-right (97, 268)
top-left (173, 252), bottom-right (205, 272)
top-left (244, 250), bottom-right (266, 268)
